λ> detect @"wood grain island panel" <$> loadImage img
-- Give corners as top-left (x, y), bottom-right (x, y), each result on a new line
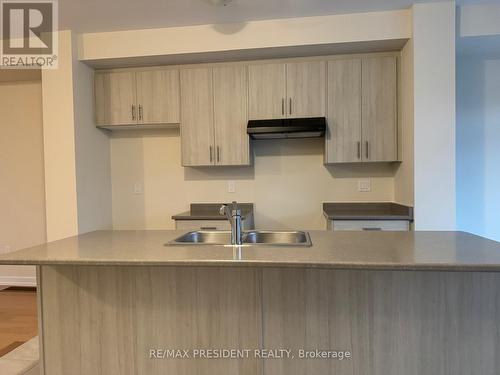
top-left (37, 265), bottom-right (500, 375)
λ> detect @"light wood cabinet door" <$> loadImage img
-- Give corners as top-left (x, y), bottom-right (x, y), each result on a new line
top-left (136, 70), bottom-right (180, 124)
top-left (94, 72), bottom-right (137, 126)
top-left (180, 67), bottom-right (215, 166)
top-left (248, 63), bottom-right (286, 120)
top-left (325, 59), bottom-right (362, 163)
top-left (361, 56), bottom-right (397, 162)
top-left (286, 61), bottom-right (326, 118)
top-left (213, 65), bottom-right (250, 166)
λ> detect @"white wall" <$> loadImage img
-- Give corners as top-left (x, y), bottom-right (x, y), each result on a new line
top-left (460, 3), bottom-right (500, 37)
top-left (456, 1), bottom-right (500, 241)
top-left (110, 131), bottom-right (396, 230)
top-left (0, 80), bottom-right (45, 286)
top-left (457, 56), bottom-right (500, 241)
top-left (412, 2), bottom-right (456, 230)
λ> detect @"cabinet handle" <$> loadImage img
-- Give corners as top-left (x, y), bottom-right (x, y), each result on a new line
top-left (365, 141), bottom-right (369, 159)
top-left (217, 146), bottom-right (220, 163)
top-left (363, 227), bottom-right (382, 231)
top-left (289, 98), bottom-right (292, 115)
top-left (209, 146), bottom-right (213, 163)
top-left (200, 226), bottom-right (217, 230)
top-left (138, 105), bottom-right (143, 121)
top-left (357, 142), bottom-right (361, 159)
top-left (281, 98), bottom-right (285, 116)
top-left (131, 105), bottom-right (136, 121)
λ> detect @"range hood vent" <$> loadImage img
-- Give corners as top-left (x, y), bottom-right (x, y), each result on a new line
top-left (247, 117), bottom-right (326, 140)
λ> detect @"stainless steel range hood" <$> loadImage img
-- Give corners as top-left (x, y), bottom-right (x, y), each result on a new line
top-left (247, 117), bottom-right (326, 139)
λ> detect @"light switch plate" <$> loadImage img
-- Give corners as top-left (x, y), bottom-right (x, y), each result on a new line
top-left (227, 180), bottom-right (236, 193)
top-left (358, 178), bottom-right (371, 192)
top-left (133, 182), bottom-right (143, 195)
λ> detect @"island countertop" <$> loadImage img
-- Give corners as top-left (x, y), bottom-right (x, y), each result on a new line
top-left (1, 230), bottom-right (500, 271)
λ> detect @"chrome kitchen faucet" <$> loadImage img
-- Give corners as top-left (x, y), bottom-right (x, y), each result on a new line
top-left (219, 201), bottom-right (243, 245)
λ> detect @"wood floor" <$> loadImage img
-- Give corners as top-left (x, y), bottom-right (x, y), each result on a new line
top-left (0, 288), bottom-right (38, 357)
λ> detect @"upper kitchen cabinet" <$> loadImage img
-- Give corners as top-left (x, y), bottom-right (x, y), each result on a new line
top-left (248, 63), bottom-right (286, 120)
top-left (325, 58), bottom-right (362, 163)
top-left (136, 70), bottom-right (180, 125)
top-left (180, 67), bottom-right (215, 167)
top-left (180, 65), bottom-right (250, 167)
top-left (361, 56), bottom-right (398, 162)
top-left (213, 65), bottom-right (250, 166)
top-left (286, 61), bottom-right (326, 118)
top-left (248, 61), bottom-right (326, 120)
top-left (94, 72), bottom-right (137, 126)
top-left (325, 55), bottom-right (398, 163)
top-left (94, 69), bottom-right (180, 128)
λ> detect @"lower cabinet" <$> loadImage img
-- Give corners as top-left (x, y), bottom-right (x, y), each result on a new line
top-left (180, 65), bottom-right (250, 167)
top-left (329, 220), bottom-right (410, 231)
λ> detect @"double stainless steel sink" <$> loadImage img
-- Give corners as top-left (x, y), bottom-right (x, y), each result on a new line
top-left (167, 230), bottom-right (312, 247)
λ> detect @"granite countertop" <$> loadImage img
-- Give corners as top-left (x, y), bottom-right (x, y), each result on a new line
top-left (323, 202), bottom-right (413, 221)
top-left (172, 203), bottom-right (254, 220)
top-left (1, 230), bottom-right (500, 271)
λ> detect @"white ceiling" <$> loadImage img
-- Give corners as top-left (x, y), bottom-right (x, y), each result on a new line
top-left (61, 0), bottom-right (446, 33)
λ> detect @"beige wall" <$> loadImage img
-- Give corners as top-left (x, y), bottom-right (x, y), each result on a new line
top-left (110, 130), bottom-right (396, 230)
top-left (42, 31), bottom-right (79, 241)
top-left (79, 9), bottom-right (411, 62)
top-left (42, 30), bottom-right (112, 240)
top-left (72, 33), bottom-right (113, 234)
top-left (0, 80), bottom-right (45, 285)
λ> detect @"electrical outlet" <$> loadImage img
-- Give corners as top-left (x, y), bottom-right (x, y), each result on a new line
top-left (227, 180), bottom-right (236, 193)
top-left (358, 178), bottom-right (371, 192)
top-left (133, 182), bottom-right (143, 195)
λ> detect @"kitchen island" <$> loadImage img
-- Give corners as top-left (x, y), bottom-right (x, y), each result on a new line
top-left (1, 230), bottom-right (500, 374)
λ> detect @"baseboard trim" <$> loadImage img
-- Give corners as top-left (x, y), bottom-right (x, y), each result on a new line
top-left (0, 276), bottom-right (37, 287)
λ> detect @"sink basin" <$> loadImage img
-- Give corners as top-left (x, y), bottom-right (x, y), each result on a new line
top-left (244, 230), bottom-right (312, 246)
top-left (171, 230), bottom-right (232, 245)
top-left (167, 230), bottom-right (312, 247)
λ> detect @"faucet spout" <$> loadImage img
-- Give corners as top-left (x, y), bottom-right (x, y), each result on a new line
top-left (220, 201), bottom-right (243, 245)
